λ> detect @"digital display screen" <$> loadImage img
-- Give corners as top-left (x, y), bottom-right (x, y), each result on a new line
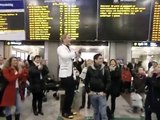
top-left (0, 0), bottom-right (25, 40)
top-left (25, 0), bottom-right (97, 41)
top-left (98, 0), bottom-right (152, 41)
top-left (151, 0), bottom-right (160, 41)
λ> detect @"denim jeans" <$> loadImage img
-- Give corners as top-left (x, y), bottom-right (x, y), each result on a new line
top-left (5, 89), bottom-right (21, 116)
top-left (90, 94), bottom-right (108, 120)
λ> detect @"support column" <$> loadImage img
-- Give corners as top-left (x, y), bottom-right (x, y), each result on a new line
top-left (109, 42), bottom-right (116, 60)
top-left (109, 42), bottom-right (132, 63)
top-left (45, 42), bottom-right (59, 80)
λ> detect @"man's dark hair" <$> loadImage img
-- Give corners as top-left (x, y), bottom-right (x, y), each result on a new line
top-left (34, 55), bottom-right (41, 60)
top-left (93, 53), bottom-right (102, 61)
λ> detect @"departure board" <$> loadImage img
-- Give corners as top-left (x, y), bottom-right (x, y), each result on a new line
top-left (151, 0), bottom-right (160, 41)
top-left (98, 0), bottom-right (152, 41)
top-left (25, 0), bottom-right (97, 41)
top-left (0, 0), bottom-right (25, 40)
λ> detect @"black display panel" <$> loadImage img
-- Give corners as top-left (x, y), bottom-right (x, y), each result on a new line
top-left (151, 0), bottom-right (160, 41)
top-left (25, 0), bottom-right (97, 41)
top-left (98, 0), bottom-right (152, 41)
top-left (0, 0), bottom-right (25, 40)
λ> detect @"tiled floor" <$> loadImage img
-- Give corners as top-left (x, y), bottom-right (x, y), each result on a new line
top-left (0, 92), bottom-right (142, 120)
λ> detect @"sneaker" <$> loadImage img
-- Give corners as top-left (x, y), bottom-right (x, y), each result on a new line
top-left (70, 112), bottom-right (77, 115)
top-left (140, 112), bottom-right (145, 117)
top-left (62, 113), bottom-right (74, 119)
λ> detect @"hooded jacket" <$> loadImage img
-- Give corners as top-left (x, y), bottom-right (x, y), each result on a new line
top-left (85, 64), bottom-right (111, 93)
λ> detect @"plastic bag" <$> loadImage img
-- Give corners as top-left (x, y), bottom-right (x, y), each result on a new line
top-left (131, 92), bottom-right (143, 108)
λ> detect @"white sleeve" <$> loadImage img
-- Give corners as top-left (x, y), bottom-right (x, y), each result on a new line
top-left (57, 46), bottom-right (76, 59)
top-left (79, 67), bottom-right (87, 80)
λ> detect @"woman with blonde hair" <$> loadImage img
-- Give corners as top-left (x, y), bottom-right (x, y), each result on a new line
top-left (0, 56), bottom-right (28, 120)
top-left (79, 59), bottom-right (93, 109)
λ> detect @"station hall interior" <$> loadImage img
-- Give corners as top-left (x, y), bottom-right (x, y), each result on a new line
top-left (0, 0), bottom-right (160, 120)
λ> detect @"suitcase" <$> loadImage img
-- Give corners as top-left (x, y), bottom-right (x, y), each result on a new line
top-left (60, 94), bottom-right (65, 112)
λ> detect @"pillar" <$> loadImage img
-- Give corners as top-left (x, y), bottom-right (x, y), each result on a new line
top-left (45, 41), bottom-right (59, 81)
top-left (109, 42), bottom-right (132, 63)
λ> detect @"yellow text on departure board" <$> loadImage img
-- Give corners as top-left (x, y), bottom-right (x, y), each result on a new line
top-left (152, 2), bottom-right (160, 41)
top-left (53, 2), bottom-right (80, 40)
top-left (100, 5), bottom-right (146, 18)
top-left (28, 5), bottom-right (52, 40)
top-left (0, 13), bottom-right (18, 31)
top-left (64, 5), bottom-right (79, 40)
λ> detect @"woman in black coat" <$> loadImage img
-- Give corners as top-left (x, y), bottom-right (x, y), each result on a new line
top-left (29, 55), bottom-right (49, 116)
top-left (145, 65), bottom-right (160, 120)
top-left (107, 59), bottom-right (122, 119)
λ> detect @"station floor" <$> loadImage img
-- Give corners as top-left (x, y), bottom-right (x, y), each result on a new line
top-left (0, 92), bottom-right (144, 120)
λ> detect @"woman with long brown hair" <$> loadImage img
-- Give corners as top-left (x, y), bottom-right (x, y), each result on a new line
top-left (0, 57), bottom-right (28, 120)
top-left (107, 59), bottom-right (122, 119)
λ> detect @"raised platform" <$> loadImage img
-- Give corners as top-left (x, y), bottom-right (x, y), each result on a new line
top-left (57, 116), bottom-right (143, 120)
top-left (57, 113), bottom-right (85, 120)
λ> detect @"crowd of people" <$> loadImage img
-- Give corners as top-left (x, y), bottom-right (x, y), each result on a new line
top-left (0, 55), bottom-right (49, 120)
top-left (0, 33), bottom-right (159, 120)
top-left (57, 33), bottom-right (160, 120)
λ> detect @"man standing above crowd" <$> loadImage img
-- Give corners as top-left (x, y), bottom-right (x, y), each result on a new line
top-left (57, 33), bottom-right (79, 119)
top-left (85, 53), bottom-right (111, 120)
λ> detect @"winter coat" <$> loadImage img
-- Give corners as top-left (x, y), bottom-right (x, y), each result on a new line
top-left (85, 64), bottom-right (111, 93)
top-left (145, 76), bottom-right (160, 113)
top-left (29, 63), bottom-right (49, 93)
top-left (109, 66), bottom-right (122, 97)
top-left (0, 67), bottom-right (28, 106)
top-left (133, 73), bottom-right (146, 93)
top-left (121, 68), bottom-right (132, 82)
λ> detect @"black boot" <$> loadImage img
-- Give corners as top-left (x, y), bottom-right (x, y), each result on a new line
top-left (15, 114), bottom-right (20, 120)
top-left (33, 111), bottom-right (38, 116)
top-left (33, 105), bottom-right (38, 116)
top-left (0, 107), bottom-right (5, 117)
top-left (38, 111), bottom-right (44, 115)
top-left (6, 115), bottom-right (12, 120)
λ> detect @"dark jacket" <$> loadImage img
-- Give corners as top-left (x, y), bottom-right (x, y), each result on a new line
top-left (27, 55), bottom-right (34, 66)
top-left (145, 75), bottom-right (160, 113)
top-left (133, 73), bottom-right (146, 93)
top-left (29, 63), bottom-right (49, 93)
top-left (109, 66), bottom-right (122, 97)
top-left (85, 64), bottom-right (111, 93)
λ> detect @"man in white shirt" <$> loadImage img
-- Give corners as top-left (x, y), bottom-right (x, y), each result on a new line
top-left (57, 33), bottom-right (79, 119)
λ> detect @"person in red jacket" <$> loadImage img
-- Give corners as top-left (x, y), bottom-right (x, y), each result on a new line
top-left (18, 61), bottom-right (29, 101)
top-left (0, 57), bottom-right (28, 120)
top-left (121, 64), bottom-right (132, 93)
